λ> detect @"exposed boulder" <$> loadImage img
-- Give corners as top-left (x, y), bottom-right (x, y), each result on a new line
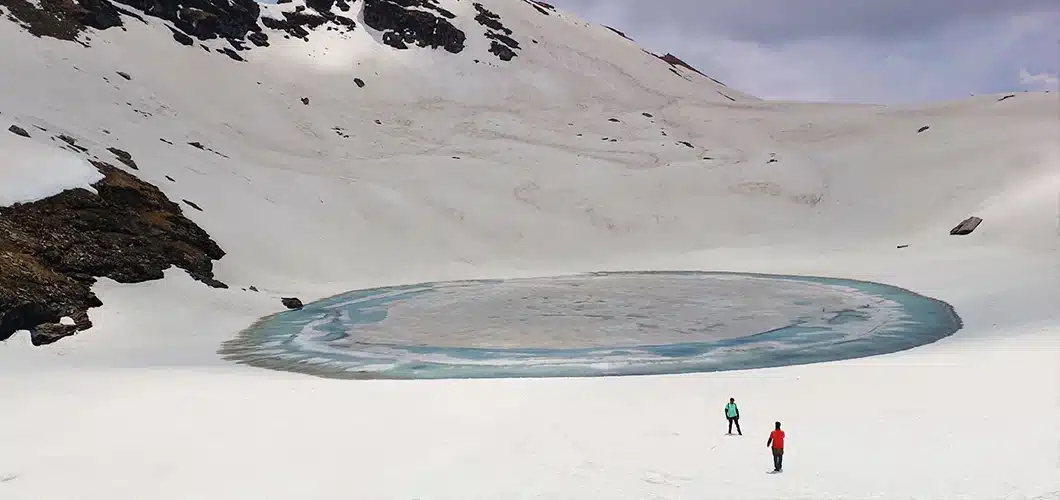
top-left (106, 147), bottom-right (138, 170)
top-left (31, 323), bottom-right (79, 345)
top-left (354, 78), bottom-right (365, 88)
top-left (281, 297), bottom-right (304, 310)
top-left (0, 161), bottom-right (227, 344)
top-left (949, 216), bottom-right (982, 236)
top-left (169, 27), bottom-right (195, 45)
top-left (8, 125), bottom-right (30, 138)
top-left (918, 125), bottom-right (930, 133)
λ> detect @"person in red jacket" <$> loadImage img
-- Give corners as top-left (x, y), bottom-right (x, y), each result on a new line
top-left (766, 421), bottom-right (785, 472)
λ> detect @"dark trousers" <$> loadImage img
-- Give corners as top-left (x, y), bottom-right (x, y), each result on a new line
top-left (727, 417), bottom-right (742, 435)
top-left (772, 447), bottom-right (784, 471)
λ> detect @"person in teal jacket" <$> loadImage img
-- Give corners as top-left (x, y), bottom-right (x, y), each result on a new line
top-left (724, 397), bottom-right (742, 435)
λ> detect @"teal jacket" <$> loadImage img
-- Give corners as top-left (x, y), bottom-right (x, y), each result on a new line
top-left (725, 402), bottom-right (739, 418)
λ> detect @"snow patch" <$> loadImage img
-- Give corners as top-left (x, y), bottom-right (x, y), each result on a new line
top-left (0, 123), bottom-right (103, 206)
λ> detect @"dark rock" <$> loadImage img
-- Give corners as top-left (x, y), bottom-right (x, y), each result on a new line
top-left (306, 0), bottom-right (334, 13)
top-left (655, 52), bottom-right (728, 87)
top-left (160, 138), bottom-right (173, 145)
top-left (642, 112), bottom-right (653, 118)
top-left (897, 244), bottom-right (909, 249)
top-left (249, 285), bottom-right (258, 292)
top-left (488, 41), bottom-right (516, 61)
top-left (168, 27), bottom-right (194, 46)
top-left (354, 77), bottom-right (365, 88)
top-left (8, 125), bottom-right (30, 138)
top-left (363, 0), bottom-right (465, 53)
top-left (0, 161), bottom-right (226, 343)
top-left (335, 0), bottom-right (350, 11)
top-left (716, 91), bottom-right (736, 102)
top-left (219, 47), bottom-right (245, 61)
top-left (949, 216), bottom-right (982, 236)
top-left (603, 25), bottom-right (631, 40)
top-left (281, 297), bottom-right (303, 310)
top-left (106, 147), bottom-right (138, 170)
top-left (165, 175), bottom-right (176, 182)
top-left (116, 71), bottom-right (131, 80)
top-left (247, 31), bottom-right (269, 47)
top-left (70, 310), bottom-right (92, 330)
top-left (608, 118), bottom-right (620, 122)
top-left (182, 199), bottom-right (203, 211)
top-left (277, 0), bottom-right (291, 3)
top-left (31, 323), bottom-right (80, 346)
top-left (374, 119), bottom-right (382, 125)
top-left (57, 134), bottom-right (89, 153)
top-left (473, 3), bottom-right (508, 34)
top-left (918, 125), bottom-right (930, 133)
top-left (678, 141), bottom-right (694, 148)
top-left (301, 97), bottom-right (310, 105)
top-left (0, 0), bottom-right (124, 43)
top-left (227, 37), bottom-right (248, 50)
top-left (997, 94), bottom-right (1015, 102)
top-left (188, 141), bottom-right (206, 150)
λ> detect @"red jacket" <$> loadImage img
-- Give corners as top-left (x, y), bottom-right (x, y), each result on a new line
top-left (769, 429), bottom-right (785, 449)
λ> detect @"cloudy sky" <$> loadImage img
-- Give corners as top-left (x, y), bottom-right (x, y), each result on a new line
top-left (552, 0), bottom-right (1060, 103)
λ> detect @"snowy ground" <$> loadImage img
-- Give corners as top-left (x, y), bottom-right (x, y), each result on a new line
top-left (1, 0), bottom-right (1059, 498)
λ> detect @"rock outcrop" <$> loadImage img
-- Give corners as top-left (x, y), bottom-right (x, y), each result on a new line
top-left (473, 2), bottom-right (519, 61)
top-left (0, 161), bottom-right (226, 345)
top-left (949, 216), bottom-right (982, 236)
top-left (362, 0), bottom-right (465, 53)
top-left (281, 297), bottom-right (304, 310)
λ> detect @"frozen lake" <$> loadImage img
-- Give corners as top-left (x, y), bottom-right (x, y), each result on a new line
top-left (220, 271), bottom-right (962, 379)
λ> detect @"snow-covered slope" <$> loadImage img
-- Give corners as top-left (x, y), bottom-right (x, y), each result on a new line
top-left (1, 0), bottom-right (1058, 498)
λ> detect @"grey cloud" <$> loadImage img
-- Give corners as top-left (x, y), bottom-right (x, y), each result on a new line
top-left (555, 0), bottom-right (1060, 44)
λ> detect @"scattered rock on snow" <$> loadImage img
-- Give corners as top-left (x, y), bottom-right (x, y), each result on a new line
top-left (301, 97), bottom-right (310, 105)
top-left (281, 297), bottom-right (304, 310)
top-left (608, 118), bottom-right (620, 122)
top-left (182, 199), bottom-right (203, 211)
top-left (473, 2), bottom-right (520, 61)
top-left (949, 216), bottom-right (982, 236)
top-left (169, 27), bottom-right (194, 46)
top-left (678, 141), bottom-right (694, 148)
top-left (165, 175), bottom-right (176, 182)
top-left (106, 147), bottom-right (139, 170)
top-left (997, 94), bottom-right (1015, 102)
top-left (7, 125), bottom-right (30, 138)
top-left (116, 71), bottom-right (131, 80)
top-left (249, 285), bottom-right (259, 292)
top-left (897, 244), bottom-right (909, 249)
top-left (354, 77), bottom-right (365, 88)
top-left (642, 112), bottom-right (653, 118)
top-left (57, 134), bottom-right (88, 153)
top-left (917, 125), bottom-right (930, 133)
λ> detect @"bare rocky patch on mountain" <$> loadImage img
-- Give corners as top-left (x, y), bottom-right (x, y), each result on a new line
top-left (473, 2), bottom-right (520, 61)
top-left (363, 0), bottom-right (465, 53)
top-left (0, 161), bottom-right (226, 345)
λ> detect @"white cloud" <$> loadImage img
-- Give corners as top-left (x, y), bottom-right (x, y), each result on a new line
top-left (1019, 68), bottom-right (1059, 91)
top-left (553, 1), bottom-right (1060, 103)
